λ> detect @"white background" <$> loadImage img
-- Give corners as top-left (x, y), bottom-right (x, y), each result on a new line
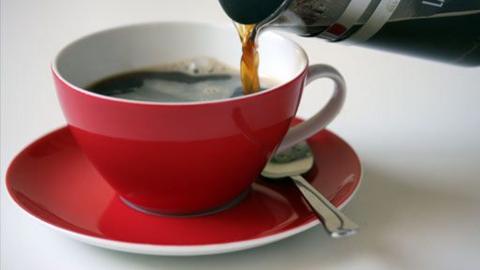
top-left (2, 0), bottom-right (480, 269)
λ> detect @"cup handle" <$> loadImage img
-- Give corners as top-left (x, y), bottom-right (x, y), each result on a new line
top-left (277, 64), bottom-right (346, 153)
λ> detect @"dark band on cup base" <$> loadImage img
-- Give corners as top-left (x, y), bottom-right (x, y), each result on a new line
top-left (120, 188), bottom-right (251, 218)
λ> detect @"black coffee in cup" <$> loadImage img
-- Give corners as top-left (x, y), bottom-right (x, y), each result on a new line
top-left (87, 57), bottom-right (276, 102)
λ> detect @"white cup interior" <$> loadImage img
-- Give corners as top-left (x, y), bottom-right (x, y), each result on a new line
top-left (54, 22), bottom-right (307, 91)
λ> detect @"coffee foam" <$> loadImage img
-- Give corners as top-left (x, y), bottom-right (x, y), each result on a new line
top-left (104, 57), bottom-right (243, 102)
top-left (152, 57), bottom-right (235, 76)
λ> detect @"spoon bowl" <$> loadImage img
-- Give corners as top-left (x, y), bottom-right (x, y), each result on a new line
top-left (262, 142), bottom-right (313, 179)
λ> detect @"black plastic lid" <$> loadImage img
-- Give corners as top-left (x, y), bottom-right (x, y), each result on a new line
top-left (219, 0), bottom-right (286, 24)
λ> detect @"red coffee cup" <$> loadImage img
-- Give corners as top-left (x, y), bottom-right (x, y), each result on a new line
top-left (52, 22), bottom-right (346, 215)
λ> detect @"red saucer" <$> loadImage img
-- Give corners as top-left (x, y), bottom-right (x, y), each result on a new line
top-left (6, 122), bottom-right (361, 255)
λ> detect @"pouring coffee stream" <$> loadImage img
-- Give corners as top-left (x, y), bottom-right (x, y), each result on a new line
top-left (220, 0), bottom-right (480, 66)
top-left (235, 23), bottom-right (261, 94)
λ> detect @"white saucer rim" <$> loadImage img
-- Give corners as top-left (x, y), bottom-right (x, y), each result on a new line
top-left (6, 125), bottom-right (362, 256)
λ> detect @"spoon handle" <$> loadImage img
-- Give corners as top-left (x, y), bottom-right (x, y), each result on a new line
top-left (290, 175), bottom-right (358, 237)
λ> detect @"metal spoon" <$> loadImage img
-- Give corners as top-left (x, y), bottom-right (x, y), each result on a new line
top-left (261, 142), bottom-right (358, 237)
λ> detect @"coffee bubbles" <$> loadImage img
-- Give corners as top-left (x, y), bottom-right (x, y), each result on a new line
top-left (87, 57), bottom-right (276, 103)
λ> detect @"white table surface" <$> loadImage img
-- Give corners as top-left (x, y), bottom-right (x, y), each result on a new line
top-left (2, 1), bottom-right (480, 269)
